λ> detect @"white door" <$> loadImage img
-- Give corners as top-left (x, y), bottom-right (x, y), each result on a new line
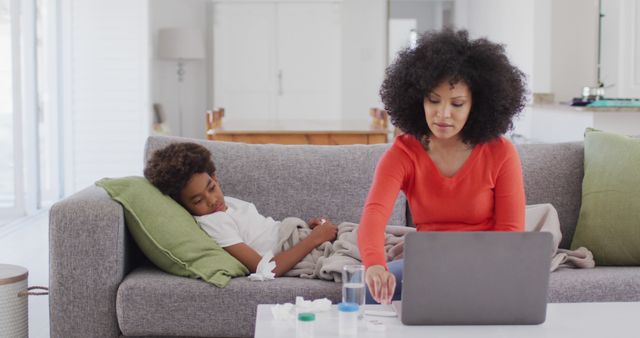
top-left (212, 1), bottom-right (341, 121)
top-left (276, 2), bottom-right (341, 120)
top-left (212, 3), bottom-right (277, 121)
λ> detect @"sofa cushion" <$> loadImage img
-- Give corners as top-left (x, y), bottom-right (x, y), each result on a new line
top-left (116, 266), bottom-right (342, 337)
top-left (570, 129), bottom-right (640, 265)
top-left (517, 142), bottom-right (584, 248)
top-left (117, 266), bottom-right (640, 337)
top-left (96, 177), bottom-right (248, 288)
top-left (145, 136), bottom-right (407, 226)
top-left (548, 267), bottom-right (640, 302)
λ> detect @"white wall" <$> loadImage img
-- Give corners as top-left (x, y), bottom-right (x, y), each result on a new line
top-left (150, 0), bottom-right (208, 138)
top-left (455, 0), bottom-right (610, 140)
top-left (464, 0), bottom-right (535, 89)
top-left (533, 0), bottom-right (551, 93)
top-left (460, 0), bottom-right (631, 103)
top-left (458, 0), bottom-right (600, 102)
top-left (594, 0), bottom-right (640, 99)
top-left (455, 0), bottom-right (535, 138)
top-left (151, 0), bottom-right (386, 125)
top-left (341, 0), bottom-right (388, 120)
top-left (550, 0), bottom-right (599, 102)
top-left (62, 0), bottom-right (150, 193)
top-left (617, 0), bottom-right (640, 98)
top-left (390, 1), bottom-right (454, 33)
top-left (600, 0), bottom-right (620, 95)
top-left (147, 0), bottom-right (637, 142)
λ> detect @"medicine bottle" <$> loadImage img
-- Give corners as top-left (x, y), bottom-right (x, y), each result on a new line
top-left (338, 302), bottom-right (359, 336)
top-left (296, 312), bottom-right (315, 338)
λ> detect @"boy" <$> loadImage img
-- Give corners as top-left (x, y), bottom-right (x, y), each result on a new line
top-left (144, 142), bottom-right (338, 277)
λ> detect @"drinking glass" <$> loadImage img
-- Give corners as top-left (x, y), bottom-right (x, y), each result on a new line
top-left (342, 264), bottom-right (365, 318)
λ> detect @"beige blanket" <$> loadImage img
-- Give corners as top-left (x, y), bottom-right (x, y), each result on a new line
top-left (275, 217), bottom-right (414, 281)
top-left (276, 204), bottom-right (594, 281)
top-left (525, 204), bottom-right (595, 271)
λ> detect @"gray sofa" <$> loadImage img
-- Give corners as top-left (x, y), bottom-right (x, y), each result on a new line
top-left (49, 135), bottom-right (640, 338)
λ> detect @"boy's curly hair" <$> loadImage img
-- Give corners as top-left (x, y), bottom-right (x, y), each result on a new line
top-left (380, 29), bottom-right (527, 145)
top-left (144, 142), bottom-right (216, 201)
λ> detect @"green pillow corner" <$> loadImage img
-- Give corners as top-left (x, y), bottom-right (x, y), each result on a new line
top-left (570, 129), bottom-right (640, 265)
top-left (95, 176), bottom-right (248, 287)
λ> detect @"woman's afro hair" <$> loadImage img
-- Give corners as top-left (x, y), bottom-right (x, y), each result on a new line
top-left (380, 28), bottom-right (527, 145)
top-left (143, 142), bottom-right (216, 201)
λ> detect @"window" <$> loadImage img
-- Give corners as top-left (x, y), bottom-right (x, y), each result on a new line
top-left (0, 0), bottom-right (20, 220)
top-left (0, 0), bottom-right (61, 225)
top-left (36, 0), bottom-right (61, 208)
top-left (1, 0), bottom-right (152, 227)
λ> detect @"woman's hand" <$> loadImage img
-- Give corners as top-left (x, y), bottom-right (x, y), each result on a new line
top-left (366, 265), bottom-right (396, 304)
top-left (308, 218), bottom-right (337, 244)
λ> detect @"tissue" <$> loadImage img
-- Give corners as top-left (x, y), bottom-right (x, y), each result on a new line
top-left (271, 297), bottom-right (332, 320)
top-left (271, 303), bottom-right (295, 320)
top-left (296, 296), bottom-right (332, 312)
top-left (248, 251), bottom-right (276, 281)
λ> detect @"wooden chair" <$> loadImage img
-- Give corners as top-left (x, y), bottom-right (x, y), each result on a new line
top-left (205, 108), bottom-right (225, 138)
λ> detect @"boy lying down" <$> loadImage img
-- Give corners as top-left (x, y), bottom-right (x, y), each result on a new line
top-left (144, 142), bottom-right (409, 281)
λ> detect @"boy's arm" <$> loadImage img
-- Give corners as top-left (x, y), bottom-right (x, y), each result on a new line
top-left (224, 221), bottom-right (337, 277)
top-left (223, 243), bottom-right (261, 273)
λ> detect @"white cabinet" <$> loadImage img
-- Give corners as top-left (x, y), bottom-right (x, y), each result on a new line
top-left (212, 2), bottom-right (341, 121)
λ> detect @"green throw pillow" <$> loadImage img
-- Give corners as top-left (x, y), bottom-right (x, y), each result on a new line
top-left (570, 129), bottom-right (640, 265)
top-left (96, 176), bottom-right (248, 287)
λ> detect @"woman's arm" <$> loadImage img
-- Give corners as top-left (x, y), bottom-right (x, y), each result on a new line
top-left (224, 220), bottom-right (338, 277)
top-left (358, 145), bottom-right (410, 304)
top-left (358, 146), bottom-right (409, 269)
top-left (493, 142), bottom-right (526, 231)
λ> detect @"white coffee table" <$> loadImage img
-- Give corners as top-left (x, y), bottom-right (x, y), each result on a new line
top-left (255, 302), bottom-right (640, 337)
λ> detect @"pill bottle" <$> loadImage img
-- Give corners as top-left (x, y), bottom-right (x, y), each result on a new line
top-left (296, 312), bottom-right (315, 338)
top-left (338, 302), bottom-right (359, 336)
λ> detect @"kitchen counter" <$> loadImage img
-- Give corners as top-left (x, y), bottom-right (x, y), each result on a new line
top-left (523, 104), bottom-right (640, 143)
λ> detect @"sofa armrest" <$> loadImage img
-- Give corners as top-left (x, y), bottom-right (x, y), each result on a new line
top-left (49, 185), bottom-right (131, 338)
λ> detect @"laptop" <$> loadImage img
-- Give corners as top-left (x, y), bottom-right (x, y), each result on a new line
top-left (393, 231), bottom-right (553, 325)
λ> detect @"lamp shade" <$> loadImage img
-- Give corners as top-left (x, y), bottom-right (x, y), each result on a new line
top-left (157, 27), bottom-right (205, 60)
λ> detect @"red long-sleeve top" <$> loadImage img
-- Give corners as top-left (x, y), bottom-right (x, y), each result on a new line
top-left (358, 134), bottom-right (526, 269)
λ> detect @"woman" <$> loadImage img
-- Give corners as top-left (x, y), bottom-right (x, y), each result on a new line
top-left (358, 29), bottom-right (528, 304)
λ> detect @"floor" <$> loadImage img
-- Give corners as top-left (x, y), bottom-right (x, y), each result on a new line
top-left (0, 211), bottom-right (50, 338)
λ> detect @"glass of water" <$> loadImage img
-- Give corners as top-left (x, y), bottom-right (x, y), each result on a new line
top-left (342, 264), bottom-right (365, 318)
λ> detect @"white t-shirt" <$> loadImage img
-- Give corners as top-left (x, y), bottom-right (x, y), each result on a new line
top-left (194, 196), bottom-right (280, 256)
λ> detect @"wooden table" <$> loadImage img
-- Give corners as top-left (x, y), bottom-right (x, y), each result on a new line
top-left (206, 119), bottom-right (389, 145)
top-left (255, 302), bottom-right (640, 337)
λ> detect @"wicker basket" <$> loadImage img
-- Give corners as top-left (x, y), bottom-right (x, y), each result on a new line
top-left (0, 264), bottom-right (29, 338)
